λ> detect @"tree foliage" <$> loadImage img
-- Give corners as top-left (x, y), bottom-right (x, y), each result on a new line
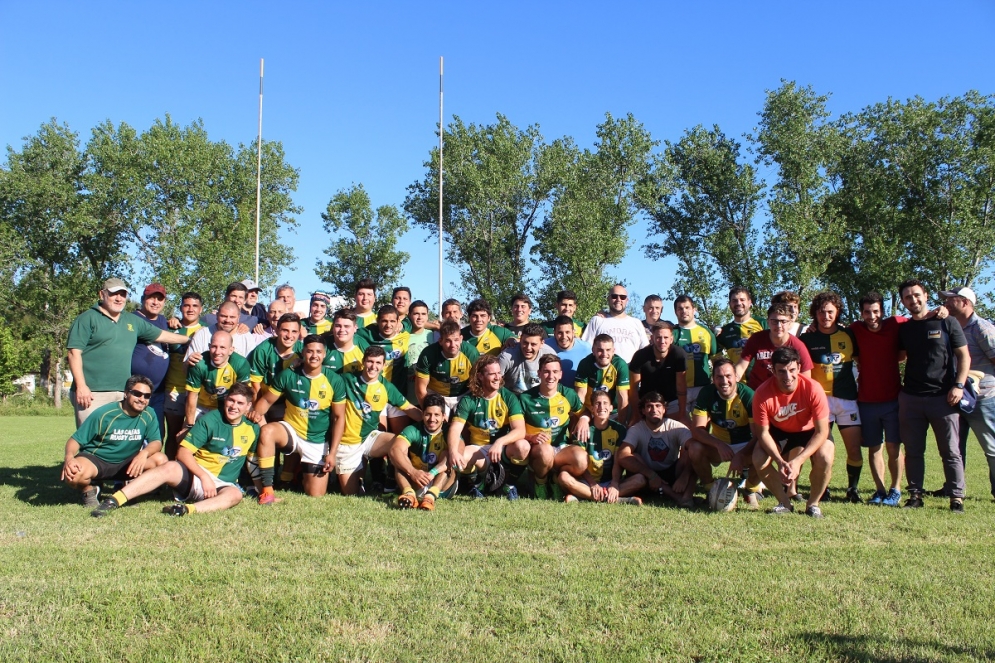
top-left (316, 184), bottom-right (408, 308)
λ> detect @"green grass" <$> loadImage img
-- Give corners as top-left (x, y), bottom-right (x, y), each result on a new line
top-left (3, 416), bottom-right (995, 662)
top-left (0, 391), bottom-right (73, 417)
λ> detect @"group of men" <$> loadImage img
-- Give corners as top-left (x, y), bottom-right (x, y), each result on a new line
top-left (63, 274), bottom-right (995, 519)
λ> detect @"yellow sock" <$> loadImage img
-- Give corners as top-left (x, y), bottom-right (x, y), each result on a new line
top-left (111, 490), bottom-right (128, 506)
top-left (427, 487), bottom-right (440, 497)
top-left (186, 504), bottom-right (197, 514)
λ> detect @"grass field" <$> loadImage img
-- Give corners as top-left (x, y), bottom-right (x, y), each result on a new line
top-left (3, 416), bottom-right (995, 662)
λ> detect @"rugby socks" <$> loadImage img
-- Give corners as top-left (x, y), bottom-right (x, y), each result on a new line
top-left (110, 490), bottom-right (128, 507)
top-left (186, 504), bottom-right (197, 514)
top-left (427, 486), bottom-right (441, 498)
top-left (846, 459), bottom-right (863, 490)
top-left (259, 456), bottom-right (276, 488)
top-left (279, 469), bottom-right (295, 483)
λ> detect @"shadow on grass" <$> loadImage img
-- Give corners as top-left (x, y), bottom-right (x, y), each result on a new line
top-left (795, 631), bottom-right (995, 662)
top-left (0, 464), bottom-right (71, 506)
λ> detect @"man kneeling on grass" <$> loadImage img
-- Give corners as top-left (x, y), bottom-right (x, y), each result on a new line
top-left (91, 382), bottom-right (260, 517)
top-left (390, 394), bottom-right (456, 510)
top-left (615, 391), bottom-right (695, 507)
top-left (556, 389), bottom-right (644, 504)
top-left (62, 375), bottom-right (167, 507)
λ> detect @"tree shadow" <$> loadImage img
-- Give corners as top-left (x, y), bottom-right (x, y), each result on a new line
top-left (0, 464), bottom-right (73, 506)
top-left (795, 630), bottom-right (995, 662)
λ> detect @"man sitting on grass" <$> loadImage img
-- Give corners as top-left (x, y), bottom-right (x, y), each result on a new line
top-left (616, 391), bottom-right (695, 507)
top-left (390, 394), bottom-right (455, 511)
top-left (62, 374), bottom-right (167, 507)
top-left (556, 389), bottom-right (644, 504)
top-left (91, 383), bottom-right (260, 517)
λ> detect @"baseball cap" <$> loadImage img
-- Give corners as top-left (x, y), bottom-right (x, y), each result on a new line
top-left (142, 283), bottom-right (167, 298)
top-left (939, 287), bottom-right (977, 305)
top-left (241, 278), bottom-right (262, 293)
top-left (102, 277), bottom-right (128, 294)
top-left (311, 291), bottom-right (331, 305)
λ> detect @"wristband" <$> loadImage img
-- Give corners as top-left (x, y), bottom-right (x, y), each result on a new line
top-left (429, 468), bottom-right (440, 477)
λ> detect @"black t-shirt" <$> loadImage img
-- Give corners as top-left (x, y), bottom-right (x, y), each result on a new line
top-left (898, 317), bottom-right (967, 396)
top-left (628, 345), bottom-right (687, 402)
top-left (504, 323), bottom-right (529, 338)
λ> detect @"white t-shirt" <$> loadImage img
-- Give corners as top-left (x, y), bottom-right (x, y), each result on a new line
top-left (582, 314), bottom-right (650, 363)
top-left (185, 324), bottom-right (257, 361)
top-left (621, 418), bottom-right (692, 472)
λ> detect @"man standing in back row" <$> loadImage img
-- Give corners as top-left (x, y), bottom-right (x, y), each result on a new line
top-left (582, 285), bottom-right (649, 364)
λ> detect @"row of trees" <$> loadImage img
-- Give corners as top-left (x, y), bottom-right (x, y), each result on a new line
top-left (2, 82), bottom-right (993, 396)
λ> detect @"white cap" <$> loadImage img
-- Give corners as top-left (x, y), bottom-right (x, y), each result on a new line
top-left (939, 287), bottom-right (976, 306)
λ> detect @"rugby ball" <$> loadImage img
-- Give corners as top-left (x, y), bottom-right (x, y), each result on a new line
top-left (708, 478), bottom-right (739, 512)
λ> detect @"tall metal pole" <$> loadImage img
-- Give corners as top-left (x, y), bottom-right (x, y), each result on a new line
top-left (438, 56), bottom-right (444, 315)
top-left (255, 58), bottom-right (264, 284)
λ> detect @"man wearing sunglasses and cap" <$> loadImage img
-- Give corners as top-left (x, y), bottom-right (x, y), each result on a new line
top-left (581, 285), bottom-right (649, 364)
top-left (68, 278), bottom-right (196, 427)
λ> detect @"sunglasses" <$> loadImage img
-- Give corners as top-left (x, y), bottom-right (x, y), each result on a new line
top-left (128, 389), bottom-right (152, 400)
top-left (609, 294), bottom-right (628, 300)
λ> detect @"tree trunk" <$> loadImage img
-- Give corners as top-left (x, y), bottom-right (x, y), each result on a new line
top-left (53, 358), bottom-right (62, 409)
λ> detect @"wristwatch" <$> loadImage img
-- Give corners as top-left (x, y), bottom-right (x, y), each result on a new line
top-left (954, 382), bottom-right (965, 389)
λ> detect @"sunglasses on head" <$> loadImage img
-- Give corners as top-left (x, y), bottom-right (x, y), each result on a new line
top-left (128, 389), bottom-right (152, 400)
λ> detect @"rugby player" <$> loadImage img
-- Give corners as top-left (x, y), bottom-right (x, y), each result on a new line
top-left (251, 335), bottom-right (347, 500)
top-left (163, 291), bottom-right (204, 458)
top-left (91, 382), bottom-right (260, 517)
top-left (462, 298), bottom-right (515, 356)
top-left (574, 333), bottom-right (630, 423)
top-left (504, 293), bottom-right (534, 337)
top-left (641, 294), bottom-right (663, 336)
top-left (716, 286), bottom-right (766, 383)
top-left (353, 278), bottom-right (378, 329)
top-left (771, 290), bottom-right (803, 336)
top-left (323, 308), bottom-right (369, 375)
top-left (389, 393), bottom-right (456, 510)
top-left (541, 290), bottom-right (584, 337)
top-left (673, 295), bottom-right (719, 412)
top-left (247, 312), bottom-right (302, 417)
top-left (582, 285), bottom-right (649, 363)
top-left (753, 347), bottom-right (834, 517)
top-left (62, 375), bottom-right (167, 506)
top-left (404, 300), bottom-right (434, 403)
top-left (556, 390), bottom-right (644, 504)
top-left (361, 305), bottom-right (412, 434)
top-left (546, 315), bottom-right (593, 386)
top-left (518, 354), bottom-right (584, 498)
top-left (183, 331), bottom-right (251, 432)
top-left (302, 291), bottom-right (333, 336)
top-left (686, 357), bottom-right (762, 508)
top-left (415, 320), bottom-right (479, 412)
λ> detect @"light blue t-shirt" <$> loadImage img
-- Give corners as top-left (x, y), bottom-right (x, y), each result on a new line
top-left (546, 337), bottom-right (592, 387)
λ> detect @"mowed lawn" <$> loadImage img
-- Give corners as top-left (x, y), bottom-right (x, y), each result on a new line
top-left (2, 416), bottom-right (995, 663)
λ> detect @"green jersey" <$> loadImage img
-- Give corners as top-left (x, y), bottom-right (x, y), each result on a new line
top-left (269, 366), bottom-right (347, 444)
top-left (453, 388), bottom-right (524, 447)
top-left (415, 342), bottom-right (480, 397)
top-left (541, 318), bottom-right (584, 338)
top-left (71, 401), bottom-right (161, 463)
top-left (518, 384), bottom-right (583, 447)
top-left (691, 383), bottom-right (755, 446)
top-left (674, 323), bottom-right (719, 388)
top-left (571, 418), bottom-right (628, 482)
top-left (397, 422), bottom-right (447, 471)
top-left (248, 338), bottom-right (299, 388)
top-left (67, 305), bottom-right (163, 392)
top-left (800, 327), bottom-right (859, 400)
top-left (179, 409), bottom-right (260, 483)
top-left (462, 323), bottom-right (515, 357)
top-left (717, 317), bottom-right (766, 382)
top-left (186, 354), bottom-right (251, 410)
top-left (573, 355), bottom-right (630, 409)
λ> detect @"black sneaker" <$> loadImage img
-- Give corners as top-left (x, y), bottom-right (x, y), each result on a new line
top-left (91, 498), bottom-right (119, 518)
top-left (926, 487), bottom-right (949, 498)
top-left (162, 504), bottom-right (189, 517)
top-left (822, 488), bottom-right (832, 502)
top-left (81, 486), bottom-right (100, 508)
top-left (805, 504), bottom-right (824, 519)
top-left (845, 488), bottom-right (862, 504)
top-left (950, 498), bottom-right (965, 514)
top-left (904, 492), bottom-right (924, 509)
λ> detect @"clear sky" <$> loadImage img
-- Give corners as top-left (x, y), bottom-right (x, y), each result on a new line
top-left (2, 1), bottom-right (993, 315)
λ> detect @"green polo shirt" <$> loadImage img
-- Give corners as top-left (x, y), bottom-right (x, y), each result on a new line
top-left (71, 401), bottom-right (161, 463)
top-left (67, 305), bottom-right (164, 392)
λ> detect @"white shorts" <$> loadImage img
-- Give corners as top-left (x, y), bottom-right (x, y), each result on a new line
top-left (386, 404), bottom-right (406, 418)
top-left (336, 430), bottom-right (383, 475)
top-left (278, 421), bottom-right (327, 465)
top-left (686, 387), bottom-right (703, 413)
top-left (665, 400), bottom-right (680, 416)
top-left (427, 392), bottom-right (461, 418)
top-left (176, 473), bottom-right (239, 502)
top-left (828, 397), bottom-right (861, 426)
top-left (728, 441), bottom-right (749, 454)
top-left (164, 389), bottom-right (185, 415)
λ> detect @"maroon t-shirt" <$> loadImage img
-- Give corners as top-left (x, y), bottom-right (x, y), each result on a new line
top-left (740, 333), bottom-right (814, 391)
top-left (850, 316), bottom-right (908, 403)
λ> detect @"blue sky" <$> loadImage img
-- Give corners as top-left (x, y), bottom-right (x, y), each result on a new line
top-left (2, 1), bottom-right (993, 314)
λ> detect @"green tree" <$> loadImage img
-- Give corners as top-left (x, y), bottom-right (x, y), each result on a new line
top-left (404, 114), bottom-right (566, 319)
top-left (0, 322), bottom-right (33, 401)
top-left (532, 113), bottom-right (655, 321)
top-left (315, 184), bottom-right (409, 307)
top-left (636, 125), bottom-right (770, 327)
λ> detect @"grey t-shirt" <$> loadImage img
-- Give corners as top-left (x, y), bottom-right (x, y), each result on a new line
top-left (498, 344), bottom-right (556, 394)
top-left (621, 418), bottom-right (692, 472)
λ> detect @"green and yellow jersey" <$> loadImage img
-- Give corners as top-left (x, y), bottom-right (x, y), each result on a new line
top-left (248, 338), bottom-right (299, 388)
top-left (339, 371), bottom-right (411, 445)
top-left (302, 317), bottom-right (332, 336)
top-left (397, 422), bottom-right (447, 471)
top-left (462, 323), bottom-right (515, 357)
top-left (179, 409), bottom-right (260, 483)
top-left (268, 366), bottom-right (346, 444)
top-left (691, 382), bottom-right (755, 446)
top-left (185, 354), bottom-right (251, 410)
top-left (453, 387), bottom-right (524, 447)
top-left (573, 355), bottom-right (630, 409)
top-left (415, 342), bottom-right (479, 397)
top-left (362, 329), bottom-right (411, 391)
top-left (355, 310), bottom-right (377, 329)
top-left (163, 323), bottom-right (203, 400)
top-left (541, 318), bottom-right (584, 338)
top-left (572, 419), bottom-right (627, 482)
top-left (322, 336), bottom-right (369, 375)
top-left (717, 317), bottom-right (767, 381)
top-left (71, 401), bottom-right (161, 464)
top-left (674, 323), bottom-right (720, 388)
top-left (518, 384), bottom-right (583, 446)
top-left (799, 327), bottom-right (859, 400)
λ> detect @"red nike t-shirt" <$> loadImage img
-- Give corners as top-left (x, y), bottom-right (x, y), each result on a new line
top-left (740, 333), bottom-right (813, 391)
top-left (849, 316), bottom-right (908, 403)
top-left (754, 374), bottom-right (829, 433)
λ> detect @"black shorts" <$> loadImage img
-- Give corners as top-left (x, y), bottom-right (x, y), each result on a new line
top-left (769, 426), bottom-right (816, 454)
top-left (77, 452), bottom-right (136, 482)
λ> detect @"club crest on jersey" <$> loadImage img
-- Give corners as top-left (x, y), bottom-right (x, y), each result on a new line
top-left (360, 401), bottom-right (373, 415)
top-left (598, 449), bottom-right (613, 460)
top-left (719, 419), bottom-right (737, 429)
top-left (373, 394), bottom-right (381, 403)
top-left (222, 446), bottom-right (242, 459)
top-left (542, 416), bottom-right (561, 428)
top-left (127, 323), bottom-right (134, 331)
top-left (425, 452), bottom-right (438, 465)
top-left (837, 341), bottom-right (846, 350)
top-left (388, 349), bottom-right (402, 360)
top-left (688, 343), bottom-right (702, 354)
